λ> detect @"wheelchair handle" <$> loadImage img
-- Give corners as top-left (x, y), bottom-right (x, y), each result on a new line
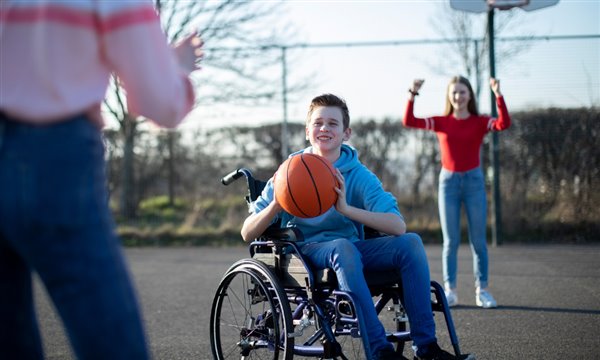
top-left (221, 168), bottom-right (253, 186)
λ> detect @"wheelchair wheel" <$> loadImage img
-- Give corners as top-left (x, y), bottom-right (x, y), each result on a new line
top-left (210, 259), bottom-right (294, 360)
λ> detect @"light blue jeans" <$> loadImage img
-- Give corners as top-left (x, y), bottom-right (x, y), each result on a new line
top-left (0, 114), bottom-right (149, 359)
top-left (300, 233), bottom-right (436, 358)
top-left (438, 167), bottom-right (489, 290)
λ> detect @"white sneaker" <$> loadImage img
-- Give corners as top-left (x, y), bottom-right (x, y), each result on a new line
top-left (444, 288), bottom-right (458, 307)
top-left (476, 289), bottom-right (498, 308)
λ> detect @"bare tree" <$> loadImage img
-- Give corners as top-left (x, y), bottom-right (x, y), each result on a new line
top-left (409, 131), bottom-right (439, 203)
top-left (428, 2), bottom-right (533, 99)
top-left (103, 0), bottom-right (292, 219)
top-left (349, 118), bottom-right (408, 193)
top-left (500, 107), bottom-right (600, 236)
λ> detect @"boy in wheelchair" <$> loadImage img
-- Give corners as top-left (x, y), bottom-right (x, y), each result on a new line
top-left (241, 94), bottom-right (472, 360)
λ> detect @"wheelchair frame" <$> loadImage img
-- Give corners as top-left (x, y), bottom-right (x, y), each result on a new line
top-left (210, 168), bottom-right (462, 360)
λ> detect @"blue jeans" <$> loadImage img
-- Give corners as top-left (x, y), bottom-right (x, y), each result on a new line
top-left (438, 167), bottom-right (489, 290)
top-left (300, 233), bottom-right (436, 358)
top-left (0, 114), bottom-right (149, 359)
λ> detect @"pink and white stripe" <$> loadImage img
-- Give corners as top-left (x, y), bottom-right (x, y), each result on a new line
top-left (424, 117), bottom-right (435, 131)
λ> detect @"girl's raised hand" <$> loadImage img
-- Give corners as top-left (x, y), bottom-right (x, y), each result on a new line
top-left (412, 79), bottom-right (425, 92)
top-left (490, 78), bottom-right (502, 97)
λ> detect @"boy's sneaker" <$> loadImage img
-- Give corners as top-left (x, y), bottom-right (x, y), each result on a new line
top-left (414, 342), bottom-right (475, 360)
top-left (444, 288), bottom-right (458, 307)
top-left (475, 289), bottom-right (497, 308)
top-left (375, 347), bottom-right (409, 360)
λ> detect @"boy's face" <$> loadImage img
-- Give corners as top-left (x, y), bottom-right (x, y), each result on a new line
top-left (305, 106), bottom-right (351, 155)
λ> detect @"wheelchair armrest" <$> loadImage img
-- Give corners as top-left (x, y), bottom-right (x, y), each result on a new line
top-left (258, 227), bottom-right (304, 243)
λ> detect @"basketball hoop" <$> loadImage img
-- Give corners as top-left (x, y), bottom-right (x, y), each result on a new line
top-left (487, 0), bottom-right (530, 11)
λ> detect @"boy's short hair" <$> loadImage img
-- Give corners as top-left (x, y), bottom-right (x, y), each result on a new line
top-left (306, 94), bottom-right (350, 129)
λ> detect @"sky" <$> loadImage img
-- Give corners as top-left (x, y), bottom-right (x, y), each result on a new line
top-left (185, 0), bottom-right (599, 129)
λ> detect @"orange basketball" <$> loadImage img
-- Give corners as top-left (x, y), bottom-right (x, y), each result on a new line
top-left (274, 153), bottom-right (338, 218)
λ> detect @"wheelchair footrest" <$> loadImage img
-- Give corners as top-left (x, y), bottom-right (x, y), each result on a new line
top-left (386, 331), bottom-right (412, 343)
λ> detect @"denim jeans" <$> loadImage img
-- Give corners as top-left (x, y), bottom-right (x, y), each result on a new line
top-left (438, 167), bottom-right (489, 290)
top-left (300, 233), bottom-right (436, 358)
top-left (0, 114), bottom-right (149, 359)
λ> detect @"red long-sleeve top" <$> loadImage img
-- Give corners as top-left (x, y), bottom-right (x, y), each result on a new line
top-left (403, 97), bottom-right (511, 172)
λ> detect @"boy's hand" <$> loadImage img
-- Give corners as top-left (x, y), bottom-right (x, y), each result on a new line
top-left (333, 169), bottom-right (349, 214)
top-left (270, 194), bottom-right (283, 213)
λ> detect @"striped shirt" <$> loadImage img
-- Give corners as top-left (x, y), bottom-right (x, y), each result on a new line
top-left (403, 97), bottom-right (511, 172)
top-left (0, 0), bottom-right (195, 128)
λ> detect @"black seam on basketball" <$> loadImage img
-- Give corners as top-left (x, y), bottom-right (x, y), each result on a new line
top-left (312, 155), bottom-right (337, 211)
top-left (287, 156), bottom-right (310, 217)
top-left (301, 154), bottom-right (322, 215)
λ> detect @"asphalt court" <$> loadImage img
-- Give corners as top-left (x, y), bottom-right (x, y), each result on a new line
top-left (35, 243), bottom-right (600, 359)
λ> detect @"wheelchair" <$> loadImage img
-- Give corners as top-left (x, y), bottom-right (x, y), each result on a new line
top-left (210, 168), bottom-right (464, 360)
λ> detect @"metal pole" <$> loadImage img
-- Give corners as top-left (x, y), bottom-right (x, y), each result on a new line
top-left (487, 9), bottom-right (502, 246)
top-left (281, 46), bottom-right (289, 160)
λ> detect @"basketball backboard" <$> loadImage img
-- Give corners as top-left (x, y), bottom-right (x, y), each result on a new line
top-left (519, 0), bottom-right (559, 11)
top-left (449, 0), bottom-right (559, 13)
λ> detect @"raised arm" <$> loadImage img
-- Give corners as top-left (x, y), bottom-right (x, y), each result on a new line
top-left (489, 78), bottom-right (511, 131)
top-left (101, 4), bottom-right (203, 128)
top-left (403, 79), bottom-right (432, 130)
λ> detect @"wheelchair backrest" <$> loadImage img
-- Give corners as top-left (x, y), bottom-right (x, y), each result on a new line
top-left (246, 177), bottom-right (267, 205)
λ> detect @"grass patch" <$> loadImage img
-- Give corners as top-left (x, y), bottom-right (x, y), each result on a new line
top-left (115, 196), bottom-right (599, 246)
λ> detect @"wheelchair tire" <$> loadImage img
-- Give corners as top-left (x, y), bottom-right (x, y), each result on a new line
top-left (210, 259), bottom-right (294, 360)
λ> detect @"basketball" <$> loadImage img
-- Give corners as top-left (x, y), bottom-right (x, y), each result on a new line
top-left (274, 153), bottom-right (338, 218)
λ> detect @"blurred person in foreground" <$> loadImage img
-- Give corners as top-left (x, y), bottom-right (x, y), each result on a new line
top-left (0, 1), bottom-right (203, 358)
top-left (402, 76), bottom-right (510, 309)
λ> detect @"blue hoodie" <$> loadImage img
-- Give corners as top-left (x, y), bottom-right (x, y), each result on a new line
top-left (250, 144), bottom-right (402, 244)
